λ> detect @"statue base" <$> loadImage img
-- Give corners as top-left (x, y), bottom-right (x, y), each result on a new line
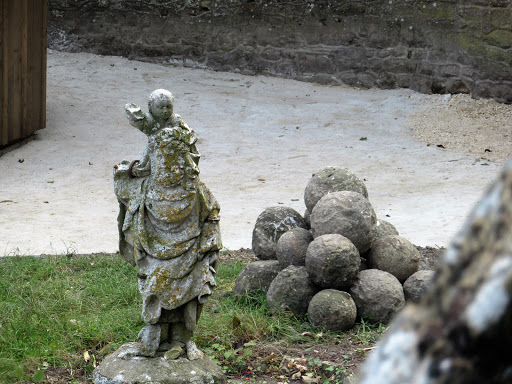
top-left (93, 342), bottom-right (226, 384)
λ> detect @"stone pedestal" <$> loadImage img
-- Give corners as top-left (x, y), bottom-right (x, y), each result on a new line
top-left (93, 343), bottom-right (226, 384)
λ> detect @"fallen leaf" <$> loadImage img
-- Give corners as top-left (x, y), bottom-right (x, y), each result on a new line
top-left (263, 353), bottom-right (278, 362)
top-left (258, 178), bottom-right (266, 181)
top-left (84, 351), bottom-right (90, 362)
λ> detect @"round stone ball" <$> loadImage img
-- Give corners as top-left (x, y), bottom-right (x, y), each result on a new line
top-left (403, 270), bottom-right (436, 302)
top-left (267, 266), bottom-right (318, 317)
top-left (252, 206), bottom-right (307, 260)
top-left (308, 289), bottom-right (357, 331)
top-left (373, 219), bottom-right (399, 242)
top-left (304, 166), bottom-right (369, 212)
top-left (310, 191), bottom-right (377, 253)
top-left (305, 234), bottom-right (360, 290)
top-left (276, 228), bottom-right (313, 268)
top-left (367, 235), bottom-right (420, 283)
top-left (304, 209), bottom-right (311, 229)
top-left (349, 269), bottom-right (405, 323)
top-left (233, 260), bottom-right (282, 296)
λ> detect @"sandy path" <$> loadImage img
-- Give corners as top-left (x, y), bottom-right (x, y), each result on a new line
top-left (0, 50), bottom-right (508, 255)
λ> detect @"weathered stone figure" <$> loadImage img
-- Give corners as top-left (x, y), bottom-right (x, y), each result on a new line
top-left (113, 89), bottom-right (221, 361)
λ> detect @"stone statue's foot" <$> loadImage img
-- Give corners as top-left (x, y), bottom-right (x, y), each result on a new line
top-left (186, 341), bottom-right (204, 360)
top-left (137, 324), bottom-right (161, 357)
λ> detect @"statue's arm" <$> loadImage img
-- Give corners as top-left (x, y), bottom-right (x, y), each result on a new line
top-left (131, 144), bottom-right (151, 177)
top-left (125, 103), bottom-right (153, 132)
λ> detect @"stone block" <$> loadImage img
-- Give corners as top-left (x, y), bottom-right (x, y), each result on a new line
top-left (298, 53), bottom-right (336, 74)
top-left (484, 29), bottom-right (512, 49)
top-left (93, 343), bottom-right (226, 384)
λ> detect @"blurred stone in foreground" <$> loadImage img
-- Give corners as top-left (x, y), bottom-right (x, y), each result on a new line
top-left (357, 157), bottom-right (512, 384)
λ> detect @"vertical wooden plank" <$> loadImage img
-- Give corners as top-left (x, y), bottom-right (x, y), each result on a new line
top-left (41, 0), bottom-right (47, 131)
top-left (21, 0), bottom-right (28, 139)
top-left (28, 0), bottom-right (41, 137)
top-left (1, 0), bottom-right (8, 147)
top-left (7, 0), bottom-right (22, 144)
top-left (0, 0), bottom-right (47, 147)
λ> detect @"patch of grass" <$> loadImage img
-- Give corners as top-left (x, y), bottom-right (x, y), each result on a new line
top-left (0, 254), bottom-right (387, 382)
top-left (0, 254), bottom-right (141, 383)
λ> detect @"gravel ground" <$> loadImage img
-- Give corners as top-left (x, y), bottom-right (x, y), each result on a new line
top-left (409, 93), bottom-right (512, 163)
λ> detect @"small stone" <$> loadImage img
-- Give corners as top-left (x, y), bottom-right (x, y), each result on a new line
top-left (305, 234), bottom-right (360, 290)
top-left (164, 345), bottom-right (183, 360)
top-left (349, 269), bottom-right (405, 323)
top-left (308, 289), bottom-right (357, 331)
top-left (232, 260), bottom-right (282, 295)
top-left (252, 206), bottom-right (307, 260)
top-left (276, 228), bottom-right (313, 268)
top-left (403, 270), bottom-right (436, 302)
top-left (310, 191), bottom-right (377, 253)
top-left (304, 166), bottom-right (368, 212)
top-left (267, 265), bottom-right (318, 317)
top-left (367, 235), bottom-right (420, 283)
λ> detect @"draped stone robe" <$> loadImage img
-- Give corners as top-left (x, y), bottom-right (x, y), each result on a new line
top-left (114, 125), bottom-right (221, 324)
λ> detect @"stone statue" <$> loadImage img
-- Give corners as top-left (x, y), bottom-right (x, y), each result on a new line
top-left (113, 89), bottom-right (222, 361)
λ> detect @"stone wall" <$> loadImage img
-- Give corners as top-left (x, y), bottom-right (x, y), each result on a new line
top-left (48, 0), bottom-right (512, 102)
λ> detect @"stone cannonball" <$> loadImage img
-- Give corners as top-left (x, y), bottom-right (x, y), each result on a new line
top-left (403, 270), bottom-right (436, 302)
top-left (276, 228), bottom-right (313, 268)
top-left (304, 209), bottom-right (311, 229)
top-left (232, 260), bottom-right (282, 296)
top-left (308, 289), bottom-right (357, 331)
top-left (305, 234), bottom-right (360, 290)
top-left (304, 166), bottom-right (369, 212)
top-left (373, 219), bottom-right (399, 242)
top-left (367, 235), bottom-right (420, 283)
top-left (267, 266), bottom-right (318, 317)
top-left (310, 191), bottom-right (377, 254)
top-left (349, 269), bottom-right (405, 323)
top-left (252, 206), bottom-right (307, 260)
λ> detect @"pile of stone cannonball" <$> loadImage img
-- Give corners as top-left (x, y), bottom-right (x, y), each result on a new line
top-left (233, 166), bottom-right (435, 331)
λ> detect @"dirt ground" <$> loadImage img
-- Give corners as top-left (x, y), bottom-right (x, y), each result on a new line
top-left (409, 93), bottom-right (512, 163)
top-left (1, 50), bottom-right (510, 256)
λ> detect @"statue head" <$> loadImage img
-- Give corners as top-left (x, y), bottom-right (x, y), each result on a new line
top-left (148, 89), bottom-right (174, 121)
